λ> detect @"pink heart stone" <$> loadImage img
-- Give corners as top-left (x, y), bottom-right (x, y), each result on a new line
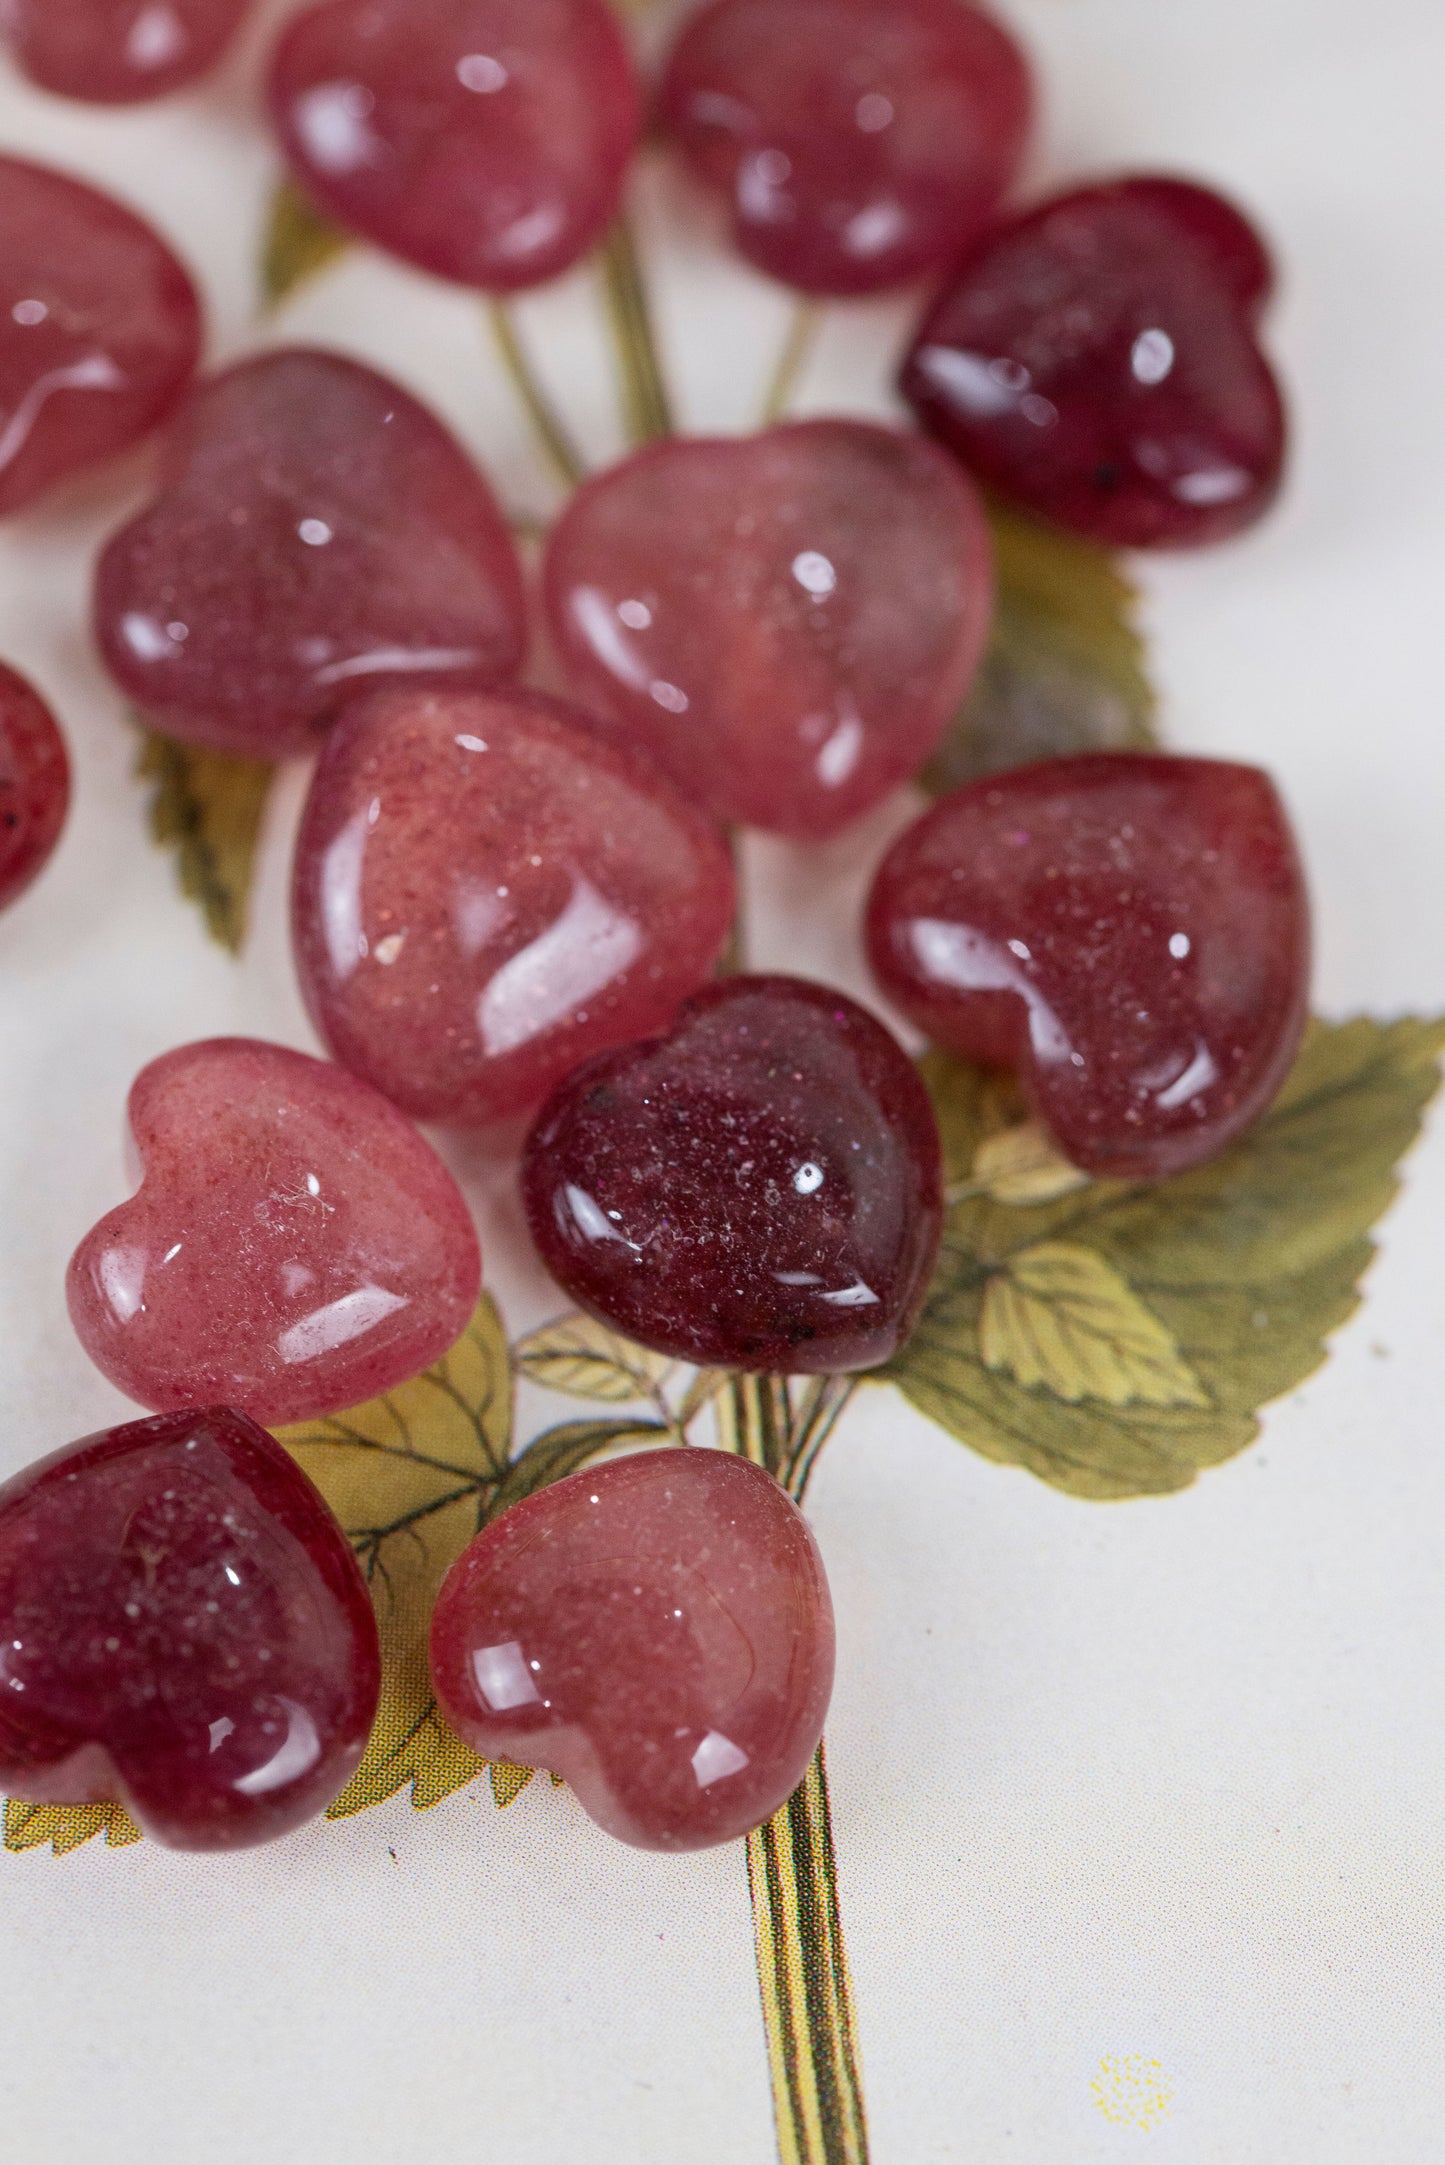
top-left (292, 686), bottom-right (736, 1126)
top-left (901, 174), bottom-right (1287, 548)
top-left (521, 975), bottom-right (944, 1372)
top-left (0, 153), bottom-right (201, 517)
top-left (269, 0), bottom-right (642, 292)
top-left (542, 420), bottom-right (994, 837)
top-left (0, 660), bottom-right (70, 914)
top-left (67, 1038), bottom-right (482, 1425)
top-left (430, 1448), bottom-right (834, 1850)
top-left (93, 347), bottom-right (526, 759)
top-left (0, 1407), bottom-right (380, 1849)
top-left (4, 0), bottom-right (252, 103)
top-left (865, 753), bottom-right (1311, 1177)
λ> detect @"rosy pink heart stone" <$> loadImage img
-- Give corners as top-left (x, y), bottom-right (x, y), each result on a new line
top-left (865, 752), bottom-right (1311, 1177)
top-left (292, 686), bottom-right (736, 1126)
top-left (0, 661), bottom-right (70, 914)
top-left (93, 347), bottom-right (526, 759)
top-left (659, 0), bottom-right (1033, 296)
top-left (269, 0), bottom-right (641, 292)
top-left (0, 1407), bottom-right (380, 1848)
top-left (431, 1448), bottom-right (834, 1850)
top-left (542, 420), bottom-right (994, 838)
top-left (67, 1038), bottom-right (481, 1425)
top-left (901, 174), bottom-right (1287, 547)
top-left (4, 0), bottom-right (252, 103)
top-left (0, 153), bottom-right (201, 516)
top-left (522, 975), bottom-right (944, 1372)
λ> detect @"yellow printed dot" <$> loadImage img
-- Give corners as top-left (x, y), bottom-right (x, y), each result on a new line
top-left (1089, 2055), bottom-right (1174, 2130)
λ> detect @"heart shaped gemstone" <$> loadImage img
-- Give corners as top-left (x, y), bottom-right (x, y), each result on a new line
top-left (901, 175), bottom-right (1287, 547)
top-left (659, 0), bottom-right (1033, 296)
top-left (292, 686), bottom-right (735, 1126)
top-left (542, 420), bottom-right (993, 838)
top-left (269, 0), bottom-right (641, 292)
top-left (866, 753), bottom-right (1311, 1177)
top-left (431, 1448), bottom-right (834, 1850)
top-left (93, 347), bottom-right (525, 758)
top-left (0, 153), bottom-right (201, 516)
top-left (4, 0), bottom-right (251, 102)
top-left (0, 1407), bottom-right (380, 1849)
top-left (67, 1037), bottom-right (481, 1425)
top-left (521, 975), bottom-right (944, 1372)
top-left (0, 661), bottom-right (70, 914)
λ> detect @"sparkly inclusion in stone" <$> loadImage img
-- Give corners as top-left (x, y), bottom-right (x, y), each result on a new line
top-left (66, 1037), bottom-right (481, 1425)
top-left (0, 1408), bottom-right (380, 1849)
top-left (522, 975), bottom-right (944, 1372)
top-left (543, 420), bottom-right (994, 838)
top-left (93, 347), bottom-right (525, 758)
top-left (901, 175), bottom-right (1287, 548)
top-left (431, 1448), bottom-right (834, 1850)
top-left (292, 685), bottom-right (736, 1126)
top-left (866, 752), bottom-right (1311, 1177)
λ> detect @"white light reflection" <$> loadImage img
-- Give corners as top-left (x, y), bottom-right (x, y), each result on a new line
top-left (473, 1641), bottom-right (542, 1713)
top-left (691, 1730), bottom-right (750, 1789)
top-left (908, 920), bottom-right (1073, 1064)
top-left (479, 879), bottom-right (642, 1056)
top-left (276, 1284), bottom-right (408, 1365)
top-left (234, 1699), bottom-right (322, 1795)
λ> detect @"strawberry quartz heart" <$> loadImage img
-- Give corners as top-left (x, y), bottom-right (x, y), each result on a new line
top-left (0, 154), bottom-right (201, 517)
top-left (521, 976), bottom-right (944, 1372)
top-left (542, 421), bottom-right (993, 838)
top-left (4, 0), bottom-right (252, 103)
top-left (658, 0), bottom-right (1033, 296)
top-left (93, 348), bottom-right (525, 759)
top-left (66, 1038), bottom-right (481, 1425)
top-left (865, 753), bottom-right (1311, 1178)
top-left (269, 0), bottom-right (641, 292)
top-left (0, 1408), bottom-right (380, 1849)
top-left (0, 662), bottom-right (70, 914)
top-left (292, 686), bottom-right (735, 1126)
top-left (900, 175), bottom-right (1287, 547)
top-left (431, 1448), bottom-right (834, 1850)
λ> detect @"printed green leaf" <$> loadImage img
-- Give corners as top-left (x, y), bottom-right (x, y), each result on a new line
top-left (487, 1418), bottom-right (672, 1519)
top-left (888, 1017), bottom-right (1445, 1498)
top-left (513, 1313), bottom-right (673, 1403)
top-left (979, 1241), bottom-right (1210, 1408)
top-left (966, 1121), bottom-right (1091, 1207)
top-left (278, 1298), bottom-right (513, 1816)
top-left (489, 1761), bottom-right (536, 1807)
top-left (923, 505), bottom-right (1156, 794)
top-left (135, 728), bottom-right (273, 955)
top-left (3, 1799), bottom-right (142, 1856)
top-left (260, 177), bottom-right (351, 310)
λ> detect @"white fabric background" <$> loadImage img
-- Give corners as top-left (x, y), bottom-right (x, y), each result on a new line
top-left (2, 1), bottom-right (1444, 2157)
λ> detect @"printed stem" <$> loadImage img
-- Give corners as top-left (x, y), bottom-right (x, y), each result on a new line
top-left (598, 216), bottom-right (674, 444)
top-left (485, 299), bottom-right (587, 491)
top-left (719, 1374), bottom-right (872, 2165)
top-left (761, 301), bottom-right (821, 425)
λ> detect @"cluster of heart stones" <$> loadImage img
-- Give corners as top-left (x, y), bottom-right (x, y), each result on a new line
top-left (0, 0), bottom-right (1306, 1853)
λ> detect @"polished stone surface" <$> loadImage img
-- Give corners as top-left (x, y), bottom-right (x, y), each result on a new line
top-left (0, 660), bottom-right (69, 914)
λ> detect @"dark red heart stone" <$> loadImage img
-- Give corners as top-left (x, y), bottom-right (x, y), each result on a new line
top-left (0, 153), bottom-right (201, 516)
top-left (431, 1447), bottom-right (834, 1850)
top-left (521, 975), bottom-right (944, 1372)
top-left (865, 752), bottom-right (1311, 1178)
top-left (0, 1407), bottom-right (380, 1849)
top-left (0, 661), bottom-right (70, 914)
top-left (901, 174), bottom-right (1287, 547)
top-left (93, 347), bottom-right (525, 758)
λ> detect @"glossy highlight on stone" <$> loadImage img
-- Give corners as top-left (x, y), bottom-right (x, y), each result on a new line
top-left (4, 0), bottom-right (252, 104)
top-left (522, 976), bottom-right (944, 1372)
top-left (93, 347), bottom-right (526, 759)
top-left (866, 753), bottom-right (1311, 1177)
top-left (0, 154), bottom-right (201, 516)
top-left (292, 686), bottom-right (736, 1127)
top-left (431, 1447), bottom-right (833, 1850)
top-left (269, 0), bottom-right (641, 293)
top-left (543, 421), bottom-right (994, 838)
top-left (659, 0), bottom-right (1032, 296)
top-left (67, 1038), bottom-right (481, 1425)
top-left (901, 175), bottom-right (1287, 548)
top-left (0, 1407), bottom-right (380, 1849)
top-left (0, 661), bottom-right (70, 914)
